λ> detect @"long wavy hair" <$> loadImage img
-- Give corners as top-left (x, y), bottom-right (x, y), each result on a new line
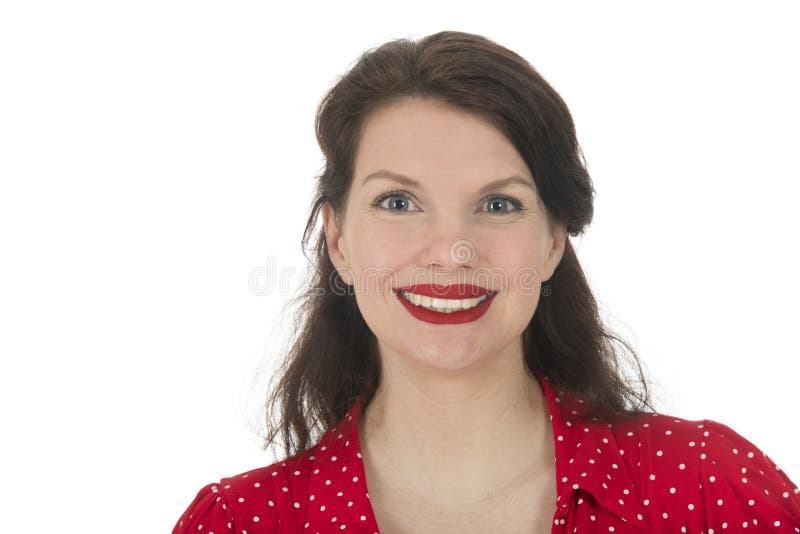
top-left (261, 30), bottom-right (657, 460)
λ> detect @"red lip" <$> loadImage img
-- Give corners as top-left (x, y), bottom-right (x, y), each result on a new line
top-left (394, 285), bottom-right (496, 325)
top-left (393, 283), bottom-right (494, 299)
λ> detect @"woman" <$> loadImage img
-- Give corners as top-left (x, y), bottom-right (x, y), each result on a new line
top-left (172, 31), bottom-right (800, 533)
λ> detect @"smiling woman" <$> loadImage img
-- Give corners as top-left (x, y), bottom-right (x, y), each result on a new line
top-left (172, 30), bottom-right (800, 533)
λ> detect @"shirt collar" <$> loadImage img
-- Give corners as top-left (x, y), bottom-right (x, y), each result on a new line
top-left (311, 371), bottom-right (652, 530)
top-left (534, 369), bottom-right (651, 529)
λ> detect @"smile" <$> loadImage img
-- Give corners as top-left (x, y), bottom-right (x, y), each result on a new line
top-left (399, 290), bottom-right (488, 313)
top-left (393, 283), bottom-right (496, 325)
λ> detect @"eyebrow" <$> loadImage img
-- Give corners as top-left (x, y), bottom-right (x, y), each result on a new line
top-left (360, 169), bottom-right (536, 195)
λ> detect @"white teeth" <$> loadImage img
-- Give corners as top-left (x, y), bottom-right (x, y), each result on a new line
top-left (400, 291), bottom-right (488, 312)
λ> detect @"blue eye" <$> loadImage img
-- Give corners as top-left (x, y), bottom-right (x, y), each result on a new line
top-left (372, 190), bottom-right (525, 215)
top-left (483, 196), bottom-right (523, 214)
top-left (374, 192), bottom-right (420, 213)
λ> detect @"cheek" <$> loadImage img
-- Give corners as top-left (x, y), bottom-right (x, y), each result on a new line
top-left (348, 222), bottom-right (413, 290)
top-left (490, 236), bottom-right (541, 263)
top-left (483, 229), bottom-right (546, 287)
top-left (352, 220), bottom-right (417, 266)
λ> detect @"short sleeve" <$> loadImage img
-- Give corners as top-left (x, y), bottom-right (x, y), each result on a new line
top-left (172, 481), bottom-right (234, 534)
top-left (699, 419), bottom-right (800, 531)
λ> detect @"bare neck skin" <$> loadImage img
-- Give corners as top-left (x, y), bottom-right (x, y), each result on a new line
top-left (357, 337), bottom-right (556, 512)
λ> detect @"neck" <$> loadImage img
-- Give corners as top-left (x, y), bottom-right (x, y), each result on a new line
top-left (357, 340), bottom-right (554, 508)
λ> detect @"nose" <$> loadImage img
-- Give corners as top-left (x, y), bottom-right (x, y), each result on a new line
top-left (417, 218), bottom-right (479, 276)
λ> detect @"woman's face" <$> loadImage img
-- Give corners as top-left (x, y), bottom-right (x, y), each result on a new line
top-left (323, 97), bottom-right (566, 373)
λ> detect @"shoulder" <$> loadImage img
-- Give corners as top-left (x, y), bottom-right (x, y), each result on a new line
top-left (695, 418), bottom-right (800, 530)
top-left (171, 447), bottom-right (318, 534)
top-left (610, 412), bottom-right (800, 530)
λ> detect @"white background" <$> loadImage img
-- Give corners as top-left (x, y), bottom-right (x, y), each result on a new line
top-left (1, 1), bottom-right (798, 532)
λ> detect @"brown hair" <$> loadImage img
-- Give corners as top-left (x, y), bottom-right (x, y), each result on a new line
top-left (262, 30), bottom-right (656, 459)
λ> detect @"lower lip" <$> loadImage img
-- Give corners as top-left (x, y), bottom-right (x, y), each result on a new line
top-left (394, 291), bottom-right (496, 325)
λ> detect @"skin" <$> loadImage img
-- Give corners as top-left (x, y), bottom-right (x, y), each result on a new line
top-left (321, 96), bottom-right (567, 530)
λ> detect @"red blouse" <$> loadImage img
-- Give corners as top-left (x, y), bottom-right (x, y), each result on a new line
top-left (173, 371), bottom-right (800, 533)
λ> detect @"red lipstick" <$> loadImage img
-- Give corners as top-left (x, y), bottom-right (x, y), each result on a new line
top-left (393, 283), bottom-right (496, 325)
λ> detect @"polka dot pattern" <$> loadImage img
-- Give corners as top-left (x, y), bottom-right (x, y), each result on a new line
top-left (697, 419), bottom-right (800, 532)
top-left (172, 371), bottom-right (800, 532)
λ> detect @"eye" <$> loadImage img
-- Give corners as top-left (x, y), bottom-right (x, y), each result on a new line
top-left (372, 190), bottom-right (420, 214)
top-left (482, 195), bottom-right (524, 215)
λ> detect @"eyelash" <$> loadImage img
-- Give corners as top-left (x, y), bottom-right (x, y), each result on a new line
top-left (372, 189), bottom-right (526, 216)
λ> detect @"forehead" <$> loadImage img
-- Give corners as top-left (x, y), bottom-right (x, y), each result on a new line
top-left (354, 97), bottom-right (530, 183)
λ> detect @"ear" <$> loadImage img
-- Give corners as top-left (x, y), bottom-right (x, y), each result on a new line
top-left (321, 202), bottom-right (352, 285)
top-left (541, 220), bottom-right (567, 283)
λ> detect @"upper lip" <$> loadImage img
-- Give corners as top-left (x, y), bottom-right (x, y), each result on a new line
top-left (394, 283), bottom-right (494, 299)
